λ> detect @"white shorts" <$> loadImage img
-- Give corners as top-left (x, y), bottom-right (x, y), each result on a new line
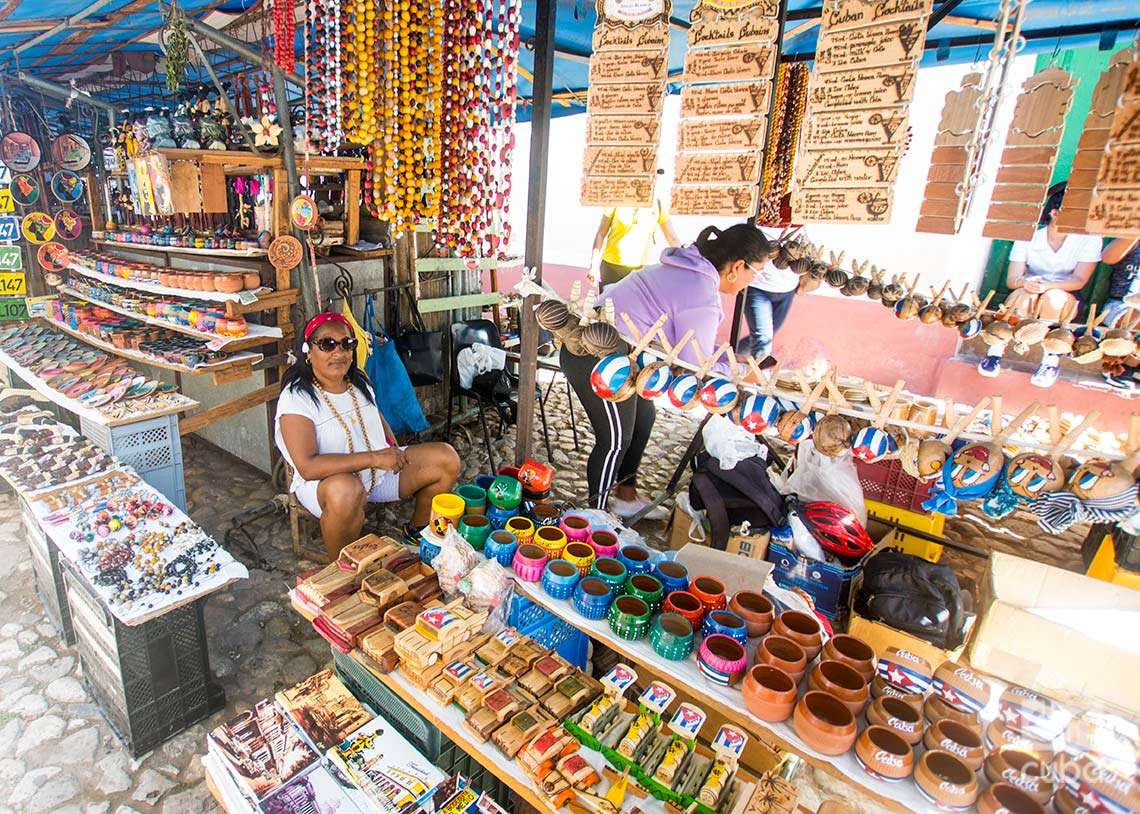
top-left (293, 469), bottom-right (402, 518)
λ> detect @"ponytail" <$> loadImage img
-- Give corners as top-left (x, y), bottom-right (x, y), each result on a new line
top-left (693, 223), bottom-right (772, 272)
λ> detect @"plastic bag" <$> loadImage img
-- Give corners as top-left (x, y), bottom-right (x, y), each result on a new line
top-left (459, 558), bottom-right (513, 633)
top-left (786, 441), bottom-right (866, 525)
top-left (702, 414), bottom-right (764, 470)
top-left (432, 526), bottom-right (480, 597)
top-left (571, 508), bottom-right (645, 549)
top-left (786, 509), bottom-right (826, 561)
top-left (457, 342), bottom-right (507, 389)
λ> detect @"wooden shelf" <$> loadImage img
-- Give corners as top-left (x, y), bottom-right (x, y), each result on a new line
top-left (93, 239), bottom-right (267, 259)
top-left (151, 147), bottom-right (366, 174)
top-left (58, 284), bottom-right (283, 352)
top-left (69, 260), bottom-right (250, 303)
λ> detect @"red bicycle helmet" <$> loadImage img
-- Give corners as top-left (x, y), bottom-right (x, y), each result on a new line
top-left (799, 501), bottom-right (874, 562)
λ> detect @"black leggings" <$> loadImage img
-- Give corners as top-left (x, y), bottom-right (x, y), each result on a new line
top-left (560, 345), bottom-right (656, 509)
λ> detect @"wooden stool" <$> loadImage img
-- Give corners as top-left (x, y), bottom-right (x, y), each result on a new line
top-left (288, 490), bottom-right (329, 563)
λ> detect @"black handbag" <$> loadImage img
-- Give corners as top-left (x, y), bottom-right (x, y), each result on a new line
top-left (395, 289), bottom-right (443, 386)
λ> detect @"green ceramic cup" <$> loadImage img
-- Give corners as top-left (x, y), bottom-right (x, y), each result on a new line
top-left (458, 513), bottom-right (492, 550)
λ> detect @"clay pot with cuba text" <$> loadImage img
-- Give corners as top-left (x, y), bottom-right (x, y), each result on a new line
top-left (977, 783), bottom-right (1045, 814)
top-left (924, 719), bottom-right (986, 772)
top-left (983, 748), bottom-right (1054, 805)
top-left (925, 694), bottom-right (981, 730)
top-left (855, 725), bottom-right (915, 782)
top-left (866, 695), bottom-right (925, 746)
top-left (809, 660), bottom-right (870, 716)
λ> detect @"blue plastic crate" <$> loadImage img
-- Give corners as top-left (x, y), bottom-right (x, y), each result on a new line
top-left (520, 616), bottom-right (590, 668)
top-left (508, 592), bottom-right (553, 630)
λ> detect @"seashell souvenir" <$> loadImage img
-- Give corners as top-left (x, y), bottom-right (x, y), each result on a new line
top-left (866, 265), bottom-right (885, 301)
top-left (580, 321), bottom-right (622, 358)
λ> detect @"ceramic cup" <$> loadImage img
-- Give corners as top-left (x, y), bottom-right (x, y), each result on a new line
top-left (589, 529), bottom-right (620, 559)
top-left (618, 544), bottom-right (652, 576)
top-left (756, 635), bottom-right (808, 683)
top-left (484, 529), bottom-right (517, 567)
top-left (701, 609), bottom-right (749, 646)
top-left (458, 514), bottom-right (492, 551)
top-left (855, 725), bottom-right (915, 782)
top-left (534, 525), bottom-right (567, 559)
top-left (505, 516), bottom-right (536, 549)
top-left (562, 541), bottom-right (596, 577)
top-left (914, 750), bottom-right (979, 811)
top-left (793, 691), bottom-right (857, 756)
top-left (591, 557), bottom-right (628, 593)
top-left (652, 560), bottom-right (689, 595)
top-left (866, 695), bottom-right (925, 746)
top-left (690, 575), bottom-right (727, 614)
top-left (773, 610), bottom-right (823, 661)
top-left (822, 634), bottom-right (876, 684)
top-left (743, 665), bottom-right (797, 722)
top-left (976, 783), bottom-right (1045, 814)
top-left (456, 484), bottom-right (487, 515)
top-left (729, 591), bottom-right (774, 638)
top-left (924, 719), bottom-right (986, 772)
top-left (559, 514), bottom-right (591, 543)
top-left (662, 590), bottom-right (705, 628)
top-left (809, 659), bottom-right (870, 716)
top-left (431, 492), bottom-right (466, 526)
top-left (530, 503), bottom-right (561, 527)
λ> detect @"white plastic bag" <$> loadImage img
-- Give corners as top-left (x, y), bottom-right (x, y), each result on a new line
top-left (786, 441), bottom-right (866, 525)
top-left (456, 342), bottom-right (507, 389)
top-left (702, 414), bottom-right (765, 470)
top-left (460, 558), bottom-right (513, 633)
top-left (432, 525), bottom-right (480, 597)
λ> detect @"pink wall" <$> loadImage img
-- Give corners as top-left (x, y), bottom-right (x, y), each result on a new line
top-left (492, 262), bottom-right (1134, 435)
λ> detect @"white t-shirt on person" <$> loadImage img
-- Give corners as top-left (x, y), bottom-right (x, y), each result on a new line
top-left (274, 381), bottom-right (389, 493)
top-left (748, 226), bottom-right (801, 294)
top-left (1009, 228), bottom-right (1102, 283)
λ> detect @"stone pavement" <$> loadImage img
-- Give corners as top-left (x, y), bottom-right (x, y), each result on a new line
top-left (0, 381), bottom-right (1084, 813)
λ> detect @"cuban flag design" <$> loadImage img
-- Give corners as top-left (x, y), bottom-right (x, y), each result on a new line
top-left (934, 678), bottom-right (987, 714)
top-left (786, 411), bottom-right (817, 443)
top-left (852, 426), bottom-right (897, 463)
top-left (590, 353), bottom-right (632, 400)
top-left (1065, 776), bottom-right (1131, 814)
top-left (738, 394), bottom-right (783, 434)
top-left (637, 349), bottom-right (663, 369)
top-left (668, 373), bottom-right (700, 409)
top-left (637, 363), bottom-right (672, 399)
top-left (699, 376), bottom-right (738, 412)
top-left (959, 318), bottom-right (982, 339)
top-left (877, 657), bottom-right (933, 695)
top-left (697, 659), bottom-right (733, 687)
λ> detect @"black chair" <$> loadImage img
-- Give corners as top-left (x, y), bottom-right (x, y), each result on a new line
top-left (444, 319), bottom-right (552, 471)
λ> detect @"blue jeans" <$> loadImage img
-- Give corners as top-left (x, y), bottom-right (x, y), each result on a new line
top-left (737, 287), bottom-right (795, 358)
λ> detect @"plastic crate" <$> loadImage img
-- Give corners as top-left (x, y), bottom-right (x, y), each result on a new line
top-left (81, 414), bottom-right (187, 512)
top-left (1084, 530), bottom-right (1140, 591)
top-left (509, 593), bottom-right (590, 667)
top-left (22, 502), bottom-right (75, 644)
top-left (866, 499), bottom-right (945, 563)
top-left (507, 592), bottom-right (550, 630)
top-left (854, 458), bottom-right (934, 514)
top-left (1111, 526), bottom-right (1140, 572)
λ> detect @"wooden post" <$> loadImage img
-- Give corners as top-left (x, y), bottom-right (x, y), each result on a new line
top-left (514, 0), bottom-right (557, 466)
top-left (345, 169), bottom-right (361, 245)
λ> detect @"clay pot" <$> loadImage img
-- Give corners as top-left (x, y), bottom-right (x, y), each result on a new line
top-left (985, 720), bottom-right (1054, 762)
top-left (1051, 787), bottom-right (1085, 814)
top-left (756, 635), bottom-right (807, 683)
top-left (822, 635), bottom-right (875, 683)
top-left (690, 576), bottom-right (727, 613)
top-left (808, 660), bottom-right (869, 716)
top-left (997, 686), bottom-right (1069, 744)
top-left (793, 691), bottom-right (857, 756)
top-left (214, 274), bottom-right (244, 293)
top-left (925, 694), bottom-right (980, 730)
top-left (535, 300), bottom-right (571, 332)
top-left (866, 696), bottom-right (925, 746)
top-left (977, 783), bottom-right (1045, 814)
top-left (743, 665), bottom-right (797, 722)
top-left (914, 750), bottom-right (979, 810)
top-left (773, 611), bottom-right (822, 661)
top-left (877, 647), bottom-right (932, 696)
top-left (871, 676), bottom-right (923, 708)
top-left (580, 322), bottom-right (622, 357)
top-left (983, 749), bottom-right (1054, 804)
top-left (728, 591), bottom-right (774, 637)
top-left (814, 414), bottom-right (853, 457)
top-left (855, 725), bottom-right (914, 782)
top-left (242, 272), bottom-right (261, 290)
top-left (924, 719), bottom-right (985, 772)
top-left (1052, 754), bottom-right (1140, 812)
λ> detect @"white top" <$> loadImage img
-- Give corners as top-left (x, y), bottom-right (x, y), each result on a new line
top-left (1010, 228), bottom-right (1102, 283)
top-left (274, 382), bottom-right (390, 492)
top-left (748, 227), bottom-right (801, 294)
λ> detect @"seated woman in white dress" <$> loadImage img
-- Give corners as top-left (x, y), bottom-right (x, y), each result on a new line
top-left (275, 312), bottom-right (459, 559)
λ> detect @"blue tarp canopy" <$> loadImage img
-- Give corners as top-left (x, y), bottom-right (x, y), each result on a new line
top-left (0, 0), bottom-right (1136, 115)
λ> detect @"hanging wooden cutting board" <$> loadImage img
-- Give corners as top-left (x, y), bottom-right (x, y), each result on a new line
top-left (1085, 57), bottom-right (1140, 236)
top-left (916, 72), bottom-right (986, 234)
top-left (808, 65), bottom-right (917, 111)
top-left (586, 116), bottom-right (663, 145)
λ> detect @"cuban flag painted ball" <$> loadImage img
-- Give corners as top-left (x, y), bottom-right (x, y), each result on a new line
top-left (738, 394), bottom-right (783, 434)
top-left (699, 376), bottom-right (738, 411)
top-left (668, 373), bottom-right (700, 409)
top-left (959, 318), bottom-right (982, 339)
top-left (852, 426), bottom-right (896, 463)
top-left (590, 353), bottom-right (633, 400)
top-left (787, 411), bottom-right (817, 443)
top-left (637, 363), bottom-right (672, 399)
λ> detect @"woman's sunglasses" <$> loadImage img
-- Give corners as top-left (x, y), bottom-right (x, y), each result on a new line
top-left (311, 337), bottom-right (359, 353)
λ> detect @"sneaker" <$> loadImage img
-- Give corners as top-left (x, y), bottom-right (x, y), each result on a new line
top-left (1103, 371), bottom-right (1138, 394)
top-left (1030, 354), bottom-right (1060, 388)
top-left (609, 496), bottom-right (670, 521)
top-left (977, 354), bottom-right (1002, 378)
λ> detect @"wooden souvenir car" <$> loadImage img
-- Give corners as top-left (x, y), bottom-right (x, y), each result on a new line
top-left (338, 534), bottom-right (401, 573)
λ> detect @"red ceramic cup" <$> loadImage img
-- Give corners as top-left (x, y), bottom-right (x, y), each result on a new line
top-left (690, 575), bottom-right (727, 614)
top-left (662, 590), bottom-right (705, 628)
top-left (756, 635), bottom-right (807, 683)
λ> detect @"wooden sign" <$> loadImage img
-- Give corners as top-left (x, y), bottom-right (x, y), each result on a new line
top-left (1097, 143), bottom-right (1140, 189)
top-left (791, 187), bottom-right (894, 223)
top-left (581, 176), bottom-right (655, 207)
top-left (1087, 188), bottom-right (1140, 235)
top-left (596, 0), bottom-right (672, 27)
top-left (683, 44), bottom-right (776, 83)
top-left (675, 150), bottom-right (763, 184)
top-left (671, 185), bottom-right (759, 216)
top-left (593, 24), bottom-right (669, 51)
top-left (1085, 56), bottom-right (1140, 236)
top-left (679, 117), bottom-right (768, 151)
top-left (681, 82), bottom-right (769, 116)
top-left (588, 83), bottom-right (665, 114)
top-left (587, 115), bottom-right (662, 145)
top-left (688, 0), bottom-right (779, 48)
top-left (583, 145), bottom-right (660, 177)
top-left (802, 107), bottom-right (909, 148)
top-left (815, 19), bottom-right (931, 73)
top-left (820, 0), bottom-right (931, 32)
top-left (588, 49), bottom-right (669, 84)
top-left (795, 148), bottom-right (902, 187)
top-left (1108, 99), bottom-right (1140, 143)
top-left (807, 65), bottom-right (916, 111)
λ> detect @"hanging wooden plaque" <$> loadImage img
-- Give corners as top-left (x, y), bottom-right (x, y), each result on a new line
top-left (670, 185), bottom-right (759, 215)
top-left (795, 148), bottom-right (902, 187)
top-left (589, 49), bottom-right (669, 84)
top-left (1097, 144), bottom-right (1140, 188)
top-left (790, 187), bottom-right (894, 222)
top-left (675, 150), bottom-right (763, 184)
top-left (593, 0), bottom-right (672, 50)
top-left (680, 82), bottom-right (769, 117)
top-left (583, 146), bottom-right (660, 177)
top-left (678, 117), bottom-right (768, 151)
top-left (1087, 188), bottom-right (1140, 235)
top-left (807, 65), bottom-right (917, 111)
top-left (815, 19), bottom-right (931, 73)
top-left (582, 176), bottom-right (656, 207)
top-left (593, 25), bottom-right (670, 51)
top-left (820, 0), bottom-right (931, 32)
top-left (587, 84), bottom-right (665, 114)
top-left (587, 116), bottom-right (662, 145)
top-left (801, 107), bottom-right (909, 149)
top-left (1085, 56), bottom-right (1140, 236)
top-left (168, 160), bottom-right (203, 214)
top-left (688, 0), bottom-right (779, 48)
top-left (682, 44), bottom-right (776, 83)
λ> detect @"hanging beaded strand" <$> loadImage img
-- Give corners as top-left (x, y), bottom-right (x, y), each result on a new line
top-left (273, 0), bottom-right (296, 74)
top-left (305, 0), bottom-right (343, 153)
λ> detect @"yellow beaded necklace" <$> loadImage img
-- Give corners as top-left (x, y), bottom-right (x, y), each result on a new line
top-left (314, 380), bottom-right (378, 496)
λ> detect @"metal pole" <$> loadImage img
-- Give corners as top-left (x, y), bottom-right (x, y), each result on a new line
top-left (271, 65), bottom-right (315, 313)
top-left (11, 71), bottom-right (117, 124)
top-left (514, 0), bottom-right (557, 466)
top-left (178, 10), bottom-right (305, 87)
top-left (13, 0), bottom-right (114, 55)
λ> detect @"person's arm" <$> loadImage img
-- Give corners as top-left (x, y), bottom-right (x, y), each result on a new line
top-left (659, 218), bottom-right (681, 248)
top-left (1047, 261), bottom-right (1097, 292)
top-left (1103, 238), bottom-right (1140, 266)
top-left (280, 414), bottom-right (406, 481)
top-left (589, 212), bottom-right (614, 283)
top-left (1006, 240), bottom-right (1044, 293)
top-left (1006, 259), bottom-right (1032, 289)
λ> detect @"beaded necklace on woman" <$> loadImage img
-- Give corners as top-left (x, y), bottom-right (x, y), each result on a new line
top-left (313, 380), bottom-right (378, 495)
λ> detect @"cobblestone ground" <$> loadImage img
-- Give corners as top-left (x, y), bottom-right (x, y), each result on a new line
top-left (0, 380), bottom-right (1084, 813)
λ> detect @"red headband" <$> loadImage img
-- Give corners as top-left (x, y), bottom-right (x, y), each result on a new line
top-left (303, 312), bottom-right (352, 342)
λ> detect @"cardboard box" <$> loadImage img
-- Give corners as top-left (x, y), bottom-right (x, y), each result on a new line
top-left (764, 540), bottom-right (860, 622)
top-left (847, 613), bottom-right (968, 668)
top-left (674, 542), bottom-right (773, 596)
top-left (968, 552), bottom-right (1140, 718)
top-left (726, 528), bottom-right (770, 561)
top-left (667, 504), bottom-right (705, 551)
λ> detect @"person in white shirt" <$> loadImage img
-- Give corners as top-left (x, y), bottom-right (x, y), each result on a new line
top-left (276, 312), bottom-right (460, 559)
top-left (733, 226), bottom-right (804, 360)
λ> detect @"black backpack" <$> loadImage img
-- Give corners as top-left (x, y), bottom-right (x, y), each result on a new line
top-left (687, 452), bottom-right (787, 550)
top-left (853, 547), bottom-right (969, 649)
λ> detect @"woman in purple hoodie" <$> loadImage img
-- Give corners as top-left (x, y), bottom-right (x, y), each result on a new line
top-left (561, 223), bottom-right (771, 519)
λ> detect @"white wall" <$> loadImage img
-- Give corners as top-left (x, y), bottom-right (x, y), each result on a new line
top-left (506, 53), bottom-right (1039, 292)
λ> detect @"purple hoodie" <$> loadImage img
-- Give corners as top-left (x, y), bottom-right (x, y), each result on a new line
top-left (598, 245), bottom-right (730, 373)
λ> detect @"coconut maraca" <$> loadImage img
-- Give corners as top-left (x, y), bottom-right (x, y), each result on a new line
top-left (941, 285), bottom-right (974, 328)
top-left (636, 326), bottom-right (692, 400)
top-left (813, 371), bottom-right (853, 457)
top-left (776, 373), bottom-right (827, 445)
top-left (879, 273), bottom-right (906, 308)
top-left (737, 359), bottom-right (785, 434)
top-left (893, 274), bottom-right (924, 321)
top-left (770, 225), bottom-right (803, 270)
top-left (919, 282), bottom-right (951, 325)
top-left (591, 312), bottom-right (669, 403)
top-left (842, 259), bottom-right (871, 297)
top-left (1006, 409), bottom-right (1097, 501)
top-left (1071, 303), bottom-right (1109, 364)
top-left (668, 340), bottom-right (728, 411)
top-left (535, 299), bottom-right (572, 334)
top-left (851, 380), bottom-right (904, 462)
top-left (866, 265), bottom-right (886, 301)
top-left (824, 250), bottom-right (848, 289)
top-left (948, 399), bottom-right (1038, 498)
top-left (1069, 454), bottom-right (1139, 502)
top-left (581, 318), bottom-right (623, 358)
top-left (699, 348), bottom-right (742, 415)
top-left (914, 398), bottom-right (991, 481)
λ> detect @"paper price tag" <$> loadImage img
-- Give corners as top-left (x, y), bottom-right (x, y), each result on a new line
top-left (236, 290), bottom-right (259, 305)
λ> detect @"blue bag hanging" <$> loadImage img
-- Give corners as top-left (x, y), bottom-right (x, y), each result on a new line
top-left (364, 294), bottom-right (429, 435)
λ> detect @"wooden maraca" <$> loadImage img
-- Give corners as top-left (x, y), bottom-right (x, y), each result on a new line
top-left (866, 265), bottom-right (886, 301)
top-left (946, 398), bottom-right (1039, 495)
top-left (1071, 304), bottom-right (1108, 363)
top-left (941, 285), bottom-right (974, 328)
top-left (776, 372), bottom-right (827, 444)
top-left (807, 245), bottom-right (829, 282)
top-left (589, 313), bottom-right (666, 402)
top-left (1011, 298), bottom-right (1050, 354)
top-left (851, 380), bottom-right (904, 462)
top-left (632, 320), bottom-right (691, 401)
top-left (910, 397), bottom-right (991, 481)
top-left (824, 250), bottom-right (849, 289)
top-left (919, 282), bottom-right (951, 325)
top-left (1068, 445), bottom-right (1140, 503)
top-left (957, 290), bottom-right (994, 339)
top-left (560, 281), bottom-right (593, 356)
top-left (1006, 406), bottom-right (1098, 501)
top-left (770, 226), bottom-right (803, 270)
top-left (668, 341), bottom-right (727, 411)
top-left (813, 370), bottom-right (853, 457)
top-left (893, 275), bottom-right (924, 321)
top-left (1098, 309), bottom-right (1139, 358)
top-left (581, 300), bottom-right (623, 357)
top-left (737, 359), bottom-right (785, 434)
top-left (1041, 300), bottom-right (1079, 356)
top-left (879, 272), bottom-right (906, 308)
top-left (699, 349), bottom-right (742, 415)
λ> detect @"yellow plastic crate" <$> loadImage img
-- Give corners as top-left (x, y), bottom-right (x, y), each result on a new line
top-left (1086, 534), bottom-right (1140, 591)
top-left (866, 499), bottom-right (945, 562)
